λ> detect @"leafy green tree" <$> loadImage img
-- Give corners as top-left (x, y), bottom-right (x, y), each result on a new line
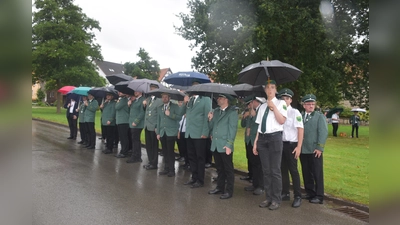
top-left (176, 0), bottom-right (368, 108)
top-left (124, 48), bottom-right (160, 80)
top-left (36, 88), bottom-right (46, 103)
top-left (32, 0), bottom-right (105, 113)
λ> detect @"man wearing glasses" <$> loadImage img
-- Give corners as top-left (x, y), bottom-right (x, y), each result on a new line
top-left (300, 94), bottom-right (328, 204)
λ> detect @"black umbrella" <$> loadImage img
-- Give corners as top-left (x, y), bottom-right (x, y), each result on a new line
top-left (114, 81), bottom-right (135, 95)
top-left (238, 60), bottom-right (302, 86)
top-left (326, 107), bottom-right (344, 118)
top-left (106, 74), bottom-right (133, 85)
top-left (232, 83), bottom-right (266, 98)
top-left (127, 79), bottom-right (162, 94)
top-left (88, 87), bottom-right (118, 99)
top-left (147, 87), bottom-right (185, 101)
top-left (186, 83), bottom-right (237, 98)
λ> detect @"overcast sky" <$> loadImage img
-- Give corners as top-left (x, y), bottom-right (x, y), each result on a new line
top-left (73, 0), bottom-right (195, 73)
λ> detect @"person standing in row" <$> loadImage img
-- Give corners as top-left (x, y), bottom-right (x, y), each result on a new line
top-left (177, 113), bottom-right (189, 170)
top-left (243, 95), bottom-right (265, 196)
top-left (115, 91), bottom-right (130, 158)
top-left (253, 79), bottom-right (287, 210)
top-left (350, 111), bottom-right (360, 138)
top-left (207, 94), bottom-right (238, 199)
top-left (331, 111), bottom-right (340, 137)
top-left (84, 93), bottom-right (99, 149)
top-left (143, 84), bottom-right (163, 170)
top-left (100, 92), bottom-right (117, 154)
top-left (300, 94), bottom-right (328, 204)
top-left (240, 101), bottom-right (253, 183)
top-left (278, 88), bottom-right (303, 208)
top-left (77, 96), bottom-right (88, 145)
top-left (66, 98), bottom-right (79, 140)
top-left (156, 93), bottom-right (181, 177)
top-left (126, 91), bottom-right (145, 163)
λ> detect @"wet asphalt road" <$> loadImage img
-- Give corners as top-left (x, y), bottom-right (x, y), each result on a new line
top-left (32, 120), bottom-right (366, 225)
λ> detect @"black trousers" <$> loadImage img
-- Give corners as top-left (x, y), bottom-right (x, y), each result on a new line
top-left (245, 141), bottom-right (254, 179)
top-left (246, 142), bottom-right (263, 189)
top-left (281, 142), bottom-right (301, 197)
top-left (300, 153), bottom-right (324, 200)
top-left (145, 128), bottom-right (159, 167)
top-left (213, 149), bottom-right (234, 195)
top-left (351, 124), bottom-right (359, 138)
top-left (78, 122), bottom-right (87, 143)
top-left (104, 125), bottom-right (115, 150)
top-left (257, 132), bottom-right (283, 203)
top-left (129, 128), bottom-right (143, 160)
top-left (332, 123), bottom-right (339, 137)
top-left (177, 132), bottom-right (189, 165)
top-left (128, 128), bottom-right (132, 151)
top-left (160, 135), bottom-right (177, 172)
top-left (117, 123), bottom-right (129, 155)
top-left (67, 115), bottom-right (78, 138)
top-left (186, 137), bottom-right (207, 184)
top-left (85, 122), bottom-right (95, 147)
top-left (114, 126), bottom-right (119, 146)
top-left (205, 137), bottom-right (212, 164)
top-left (101, 125), bottom-right (106, 139)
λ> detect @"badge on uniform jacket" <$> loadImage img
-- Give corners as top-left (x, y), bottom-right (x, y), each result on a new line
top-left (296, 116), bottom-right (302, 122)
top-left (283, 105), bottom-right (287, 110)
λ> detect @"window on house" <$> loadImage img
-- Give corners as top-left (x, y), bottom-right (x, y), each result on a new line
top-left (109, 68), bottom-right (114, 72)
top-left (50, 91), bottom-right (54, 98)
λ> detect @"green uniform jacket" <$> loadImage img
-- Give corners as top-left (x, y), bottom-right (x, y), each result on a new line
top-left (184, 96), bottom-right (212, 139)
top-left (129, 96), bottom-right (145, 129)
top-left (101, 100), bottom-right (116, 126)
top-left (241, 115), bottom-right (250, 144)
top-left (209, 106), bottom-right (238, 153)
top-left (78, 102), bottom-right (86, 123)
top-left (245, 109), bottom-right (259, 146)
top-left (83, 99), bottom-right (98, 123)
top-left (115, 97), bottom-right (130, 125)
top-left (301, 111), bottom-right (328, 154)
top-left (155, 102), bottom-right (181, 137)
top-left (144, 96), bottom-right (163, 131)
top-left (349, 115), bottom-right (360, 125)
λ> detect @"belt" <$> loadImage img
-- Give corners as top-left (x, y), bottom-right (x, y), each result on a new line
top-left (258, 131), bottom-right (282, 137)
top-left (283, 141), bottom-right (298, 144)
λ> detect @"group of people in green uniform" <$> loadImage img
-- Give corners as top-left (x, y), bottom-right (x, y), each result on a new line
top-left (64, 79), bottom-right (328, 210)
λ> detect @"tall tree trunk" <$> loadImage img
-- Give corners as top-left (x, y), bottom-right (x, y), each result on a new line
top-left (56, 79), bottom-right (61, 113)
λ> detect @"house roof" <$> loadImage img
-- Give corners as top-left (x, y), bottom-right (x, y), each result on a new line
top-left (95, 60), bottom-right (125, 76)
top-left (159, 68), bottom-right (172, 81)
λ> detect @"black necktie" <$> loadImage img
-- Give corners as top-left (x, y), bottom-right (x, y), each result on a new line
top-left (260, 107), bottom-right (269, 133)
top-left (188, 97), bottom-right (194, 107)
top-left (305, 113), bottom-right (309, 120)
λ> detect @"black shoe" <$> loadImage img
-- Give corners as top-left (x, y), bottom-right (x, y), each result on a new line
top-left (86, 146), bottom-right (95, 149)
top-left (292, 197), bottom-right (302, 208)
top-left (126, 159), bottom-right (142, 163)
top-left (240, 176), bottom-right (251, 181)
top-left (145, 165), bottom-right (158, 170)
top-left (253, 188), bottom-right (264, 195)
top-left (208, 189), bottom-right (223, 195)
top-left (309, 197), bottom-right (323, 204)
top-left (244, 185), bottom-right (255, 191)
top-left (269, 202), bottom-right (280, 210)
top-left (77, 141), bottom-right (85, 144)
top-left (167, 172), bottom-right (175, 177)
top-left (190, 182), bottom-right (203, 188)
top-left (84, 144), bottom-right (91, 148)
top-left (281, 194), bottom-right (290, 201)
top-left (67, 137), bottom-right (73, 139)
top-left (104, 150), bottom-right (113, 154)
top-left (220, 193), bottom-right (232, 199)
top-left (178, 157), bottom-right (185, 162)
top-left (259, 200), bottom-right (271, 208)
top-left (98, 137), bottom-right (103, 139)
top-left (72, 137), bottom-right (76, 140)
top-left (184, 179), bottom-right (196, 185)
top-left (158, 170), bottom-right (169, 175)
top-left (115, 154), bottom-right (126, 158)
top-left (205, 163), bottom-right (212, 168)
top-left (301, 194), bottom-right (314, 200)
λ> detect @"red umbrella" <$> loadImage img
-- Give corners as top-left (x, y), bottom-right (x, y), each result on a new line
top-left (58, 86), bottom-right (76, 95)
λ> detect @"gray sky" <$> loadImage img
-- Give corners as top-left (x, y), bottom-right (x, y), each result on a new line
top-left (74, 0), bottom-right (195, 72)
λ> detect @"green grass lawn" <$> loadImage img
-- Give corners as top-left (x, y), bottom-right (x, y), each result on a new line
top-left (32, 106), bottom-right (369, 205)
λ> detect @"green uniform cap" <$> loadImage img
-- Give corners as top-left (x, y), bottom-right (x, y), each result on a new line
top-left (278, 88), bottom-right (294, 98)
top-left (301, 94), bottom-right (317, 102)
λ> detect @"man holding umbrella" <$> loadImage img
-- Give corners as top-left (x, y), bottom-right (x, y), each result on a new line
top-left (350, 111), bottom-right (361, 138)
top-left (207, 94), bottom-right (238, 199)
top-left (100, 92), bottom-right (117, 154)
top-left (84, 93), bottom-right (99, 149)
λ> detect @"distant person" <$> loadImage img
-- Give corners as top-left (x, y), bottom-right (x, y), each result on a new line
top-left (278, 88), bottom-right (303, 208)
top-left (77, 96), bottom-right (88, 145)
top-left (83, 93), bottom-right (99, 149)
top-left (100, 93), bottom-right (117, 154)
top-left (115, 91), bottom-right (130, 158)
top-left (207, 94), bottom-right (238, 199)
top-left (300, 94), bottom-right (328, 204)
top-left (240, 102), bottom-right (252, 183)
top-left (350, 111), bottom-right (360, 138)
top-left (126, 91), bottom-right (145, 163)
top-left (331, 111), bottom-right (340, 137)
top-left (65, 98), bottom-right (79, 140)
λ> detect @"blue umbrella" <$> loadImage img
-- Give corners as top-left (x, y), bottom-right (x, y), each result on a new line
top-left (71, 86), bottom-right (92, 96)
top-left (163, 71), bottom-right (211, 87)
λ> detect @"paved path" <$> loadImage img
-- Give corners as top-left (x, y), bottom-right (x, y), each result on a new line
top-left (32, 120), bottom-right (366, 225)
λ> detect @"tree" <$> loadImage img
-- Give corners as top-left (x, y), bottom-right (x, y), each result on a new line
top-left (32, 0), bottom-right (106, 113)
top-left (176, 0), bottom-right (369, 108)
top-left (124, 48), bottom-right (160, 80)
